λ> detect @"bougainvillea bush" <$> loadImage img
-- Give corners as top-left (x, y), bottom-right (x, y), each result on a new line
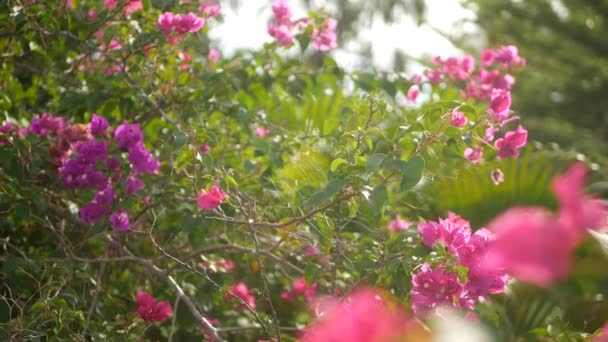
top-left (1, 1), bottom-right (607, 341)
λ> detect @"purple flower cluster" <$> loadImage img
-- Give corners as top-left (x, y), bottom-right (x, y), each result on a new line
top-left (30, 113), bottom-right (67, 137)
top-left (53, 116), bottom-right (160, 231)
top-left (411, 212), bottom-right (509, 316)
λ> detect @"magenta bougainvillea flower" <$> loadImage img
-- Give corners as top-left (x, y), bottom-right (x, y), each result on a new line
top-left (312, 18), bottom-right (338, 52)
top-left (157, 12), bottom-right (205, 44)
top-left (90, 114), bottom-right (109, 136)
top-left (199, 0), bottom-right (221, 17)
top-left (300, 288), bottom-right (415, 342)
top-left (450, 111), bottom-right (468, 128)
top-left (464, 146), bottom-right (483, 163)
top-left (126, 175), bottom-right (145, 195)
top-left (484, 163), bottom-right (607, 286)
top-left (226, 282), bottom-right (256, 310)
top-left (418, 212), bottom-right (471, 254)
top-left (387, 215), bottom-right (412, 232)
top-left (407, 85), bottom-right (420, 103)
top-left (255, 127), bottom-right (271, 137)
top-left (281, 277), bottom-right (317, 302)
top-left (196, 185), bottom-right (227, 210)
top-left (208, 48), bottom-right (220, 63)
top-left (494, 125), bottom-right (527, 159)
top-left (414, 213), bottom-right (508, 314)
top-left (109, 210), bottom-right (130, 231)
top-left (114, 122), bottom-right (143, 150)
top-left (488, 89), bottom-right (512, 122)
top-left (410, 264), bottom-right (472, 316)
top-left (135, 291), bottom-right (172, 322)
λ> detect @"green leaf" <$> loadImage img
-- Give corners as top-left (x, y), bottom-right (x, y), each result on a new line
top-left (400, 156), bottom-right (425, 191)
top-left (330, 158), bottom-right (348, 172)
top-left (366, 153), bottom-right (385, 173)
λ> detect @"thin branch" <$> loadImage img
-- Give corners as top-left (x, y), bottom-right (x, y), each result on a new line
top-left (83, 258), bottom-right (107, 335)
top-left (168, 295), bottom-right (180, 342)
top-left (118, 242), bottom-right (224, 342)
top-left (248, 220), bottom-right (281, 342)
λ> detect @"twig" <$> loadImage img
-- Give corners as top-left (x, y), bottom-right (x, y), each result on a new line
top-left (248, 220), bottom-right (281, 342)
top-left (146, 223), bottom-right (271, 337)
top-left (355, 96), bottom-right (377, 152)
top-left (83, 258), bottom-right (107, 335)
top-left (168, 295), bottom-right (180, 342)
top-left (118, 242), bottom-right (224, 342)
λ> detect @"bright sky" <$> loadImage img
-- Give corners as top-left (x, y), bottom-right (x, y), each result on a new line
top-left (210, 0), bottom-right (476, 71)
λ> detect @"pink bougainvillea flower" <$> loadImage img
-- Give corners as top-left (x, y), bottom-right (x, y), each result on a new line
top-left (494, 125), bottom-right (527, 159)
top-left (387, 215), bottom-right (411, 232)
top-left (410, 263), bottom-right (471, 316)
top-left (417, 212), bottom-right (471, 255)
top-left (300, 287), bottom-right (418, 342)
top-left (407, 85), bottom-right (420, 103)
top-left (480, 49), bottom-right (495, 66)
top-left (450, 111), bottom-right (468, 128)
top-left (595, 323), bottom-right (608, 342)
top-left (484, 126), bottom-right (499, 142)
top-left (494, 45), bottom-right (521, 65)
top-left (255, 126), bottom-right (271, 137)
top-left (199, 144), bottom-right (211, 154)
top-left (488, 89), bottom-right (512, 122)
top-left (483, 163), bottom-right (606, 286)
top-left (199, 0), bottom-right (221, 17)
top-left (272, 0), bottom-right (293, 23)
top-left (303, 245), bottom-right (319, 256)
top-left (464, 145), bottom-right (483, 163)
top-left (552, 163), bottom-right (607, 245)
top-left (110, 210), bottom-right (130, 231)
top-left (208, 48), bottom-right (220, 63)
top-left (411, 74), bottom-right (423, 84)
top-left (135, 291), bottom-right (172, 322)
top-left (226, 282), bottom-right (256, 310)
top-left (484, 207), bottom-right (570, 286)
top-left (281, 277), bottom-right (317, 302)
top-left (157, 12), bottom-right (176, 34)
top-left (196, 185), bottom-right (227, 210)
top-left (107, 0), bottom-right (142, 14)
top-left (173, 12), bottom-right (205, 34)
top-left (268, 24), bottom-right (294, 46)
top-left (312, 18), bottom-right (338, 52)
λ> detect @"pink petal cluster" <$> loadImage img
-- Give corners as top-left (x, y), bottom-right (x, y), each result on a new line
top-left (135, 291), bottom-right (172, 322)
top-left (414, 213), bottom-right (508, 315)
top-left (483, 163), bottom-right (607, 286)
top-left (410, 263), bottom-right (473, 316)
top-left (199, 0), bottom-right (221, 17)
top-left (208, 48), bottom-right (220, 63)
top-left (281, 277), bottom-right (317, 302)
top-left (226, 282), bottom-right (256, 310)
top-left (268, 0), bottom-right (338, 51)
top-left (450, 111), bottom-right (468, 128)
top-left (494, 125), bottom-right (527, 159)
top-left (109, 209), bottom-right (130, 231)
top-left (196, 185), bottom-right (227, 210)
top-left (407, 85), bottom-right (420, 103)
top-left (157, 12), bottom-right (205, 45)
top-left (312, 18), bottom-right (338, 52)
top-left (418, 46), bottom-right (529, 163)
top-left (255, 126), bottom-right (271, 137)
top-left (104, 0), bottom-right (143, 15)
top-left (300, 288), bottom-right (417, 342)
top-left (387, 215), bottom-right (411, 232)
